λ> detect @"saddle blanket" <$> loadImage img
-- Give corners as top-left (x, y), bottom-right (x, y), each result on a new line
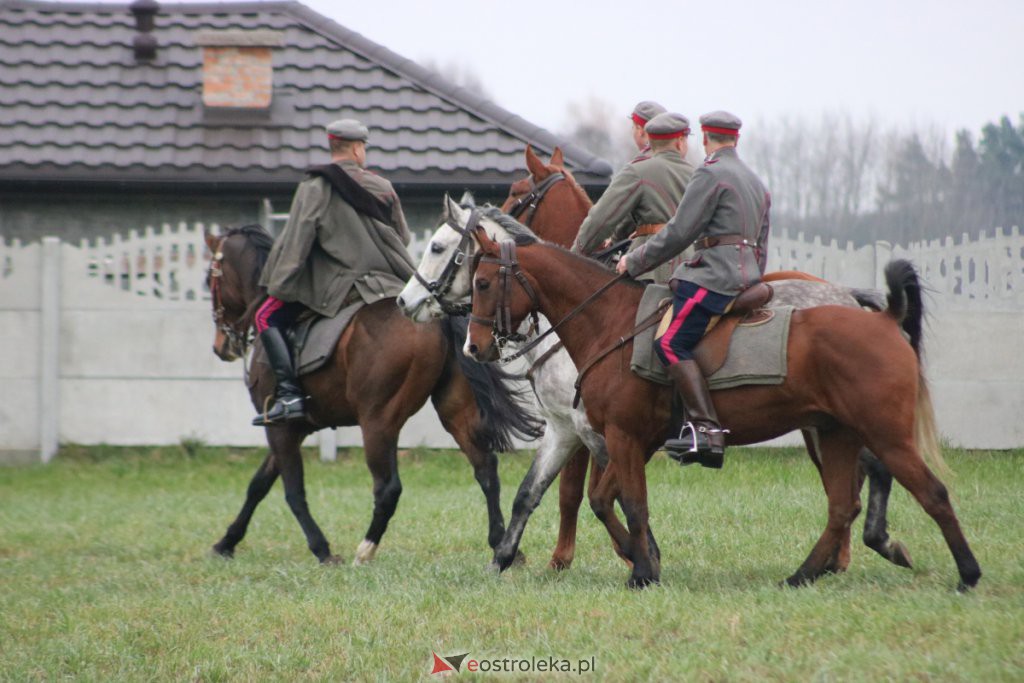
top-left (248, 300), bottom-right (364, 386)
top-left (630, 284), bottom-right (793, 390)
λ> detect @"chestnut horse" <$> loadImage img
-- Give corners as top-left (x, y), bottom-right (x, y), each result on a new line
top-left (463, 228), bottom-right (981, 591)
top-left (203, 225), bottom-right (542, 565)
top-left (497, 146), bottom-right (910, 573)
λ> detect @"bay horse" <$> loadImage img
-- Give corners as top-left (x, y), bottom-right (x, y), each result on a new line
top-left (499, 145), bottom-right (910, 574)
top-left (203, 225), bottom-right (543, 565)
top-left (463, 227), bottom-right (981, 591)
top-left (399, 197), bottom-right (913, 577)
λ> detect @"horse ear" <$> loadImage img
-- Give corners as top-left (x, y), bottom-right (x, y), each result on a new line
top-left (459, 190), bottom-right (476, 208)
top-left (471, 225), bottom-right (500, 257)
top-left (525, 145), bottom-right (547, 179)
top-left (203, 227), bottom-right (220, 252)
top-left (550, 147), bottom-right (564, 168)
top-left (443, 192), bottom-right (459, 220)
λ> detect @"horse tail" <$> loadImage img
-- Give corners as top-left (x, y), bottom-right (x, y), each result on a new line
top-left (440, 316), bottom-right (545, 453)
top-left (883, 260), bottom-right (949, 477)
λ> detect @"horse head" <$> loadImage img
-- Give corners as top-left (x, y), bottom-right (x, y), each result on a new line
top-left (501, 146), bottom-right (591, 248)
top-left (463, 227), bottom-right (541, 363)
top-left (398, 194), bottom-right (529, 323)
top-left (203, 225), bottom-right (272, 361)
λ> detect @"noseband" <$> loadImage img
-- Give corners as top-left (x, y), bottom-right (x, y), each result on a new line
top-left (208, 236), bottom-right (252, 355)
top-left (412, 209), bottom-right (482, 316)
top-left (468, 239), bottom-right (541, 349)
top-left (506, 172), bottom-right (565, 226)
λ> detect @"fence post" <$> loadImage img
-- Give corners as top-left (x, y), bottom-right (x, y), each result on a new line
top-left (319, 428), bottom-right (337, 462)
top-left (40, 237), bottom-right (61, 463)
top-left (873, 240), bottom-right (893, 290)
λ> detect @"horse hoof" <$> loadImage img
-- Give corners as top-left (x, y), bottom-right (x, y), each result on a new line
top-left (548, 556), bottom-right (573, 572)
top-left (210, 544), bottom-right (234, 559)
top-left (352, 540), bottom-right (378, 566)
top-left (889, 541), bottom-right (914, 569)
top-left (511, 550), bottom-right (527, 567)
top-left (626, 575), bottom-right (658, 590)
top-left (781, 573), bottom-right (815, 588)
top-left (321, 554), bottom-right (345, 566)
top-left (486, 561), bottom-right (502, 575)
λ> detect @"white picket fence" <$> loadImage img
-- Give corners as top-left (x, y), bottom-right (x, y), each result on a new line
top-left (1, 223), bottom-right (1022, 462)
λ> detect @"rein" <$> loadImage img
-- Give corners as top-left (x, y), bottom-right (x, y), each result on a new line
top-left (472, 237), bottom-right (630, 365)
top-left (208, 235), bottom-right (253, 355)
top-left (413, 209), bottom-right (481, 316)
top-left (506, 172), bottom-right (565, 226)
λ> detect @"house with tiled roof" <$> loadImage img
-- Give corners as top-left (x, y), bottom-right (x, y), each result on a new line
top-left (0, 0), bottom-right (612, 242)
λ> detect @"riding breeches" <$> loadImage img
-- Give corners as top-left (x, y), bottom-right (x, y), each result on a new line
top-left (653, 281), bottom-right (734, 365)
top-left (254, 296), bottom-right (305, 334)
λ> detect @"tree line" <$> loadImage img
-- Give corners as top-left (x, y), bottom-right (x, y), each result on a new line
top-left (563, 108), bottom-right (1024, 247)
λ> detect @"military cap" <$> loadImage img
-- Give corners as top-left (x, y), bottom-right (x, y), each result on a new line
top-left (645, 112), bottom-right (691, 139)
top-left (699, 110), bottom-right (742, 136)
top-left (630, 100), bottom-right (667, 126)
top-left (325, 118), bottom-right (369, 142)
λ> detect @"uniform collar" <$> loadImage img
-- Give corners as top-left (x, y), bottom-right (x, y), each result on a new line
top-left (705, 146), bottom-right (738, 163)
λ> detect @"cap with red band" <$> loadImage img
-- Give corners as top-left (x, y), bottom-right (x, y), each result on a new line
top-left (645, 112), bottom-right (691, 140)
top-left (629, 100), bottom-right (666, 126)
top-left (698, 110), bottom-right (742, 137)
top-left (325, 118), bottom-right (369, 142)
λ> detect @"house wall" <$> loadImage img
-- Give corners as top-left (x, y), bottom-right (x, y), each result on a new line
top-left (1, 222), bottom-right (1022, 463)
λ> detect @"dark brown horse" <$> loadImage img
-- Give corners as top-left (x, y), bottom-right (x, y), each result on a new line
top-left (464, 228), bottom-right (981, 591)
top-left (499, 146), bottom-right (911, 574)
top-left (203, 226), bottom-right (542, 565)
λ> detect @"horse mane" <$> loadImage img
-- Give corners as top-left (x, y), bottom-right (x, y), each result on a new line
top-left (222, 223), bottom-right (275, 286)
top-left (478, 205), bottom-right (540, 245)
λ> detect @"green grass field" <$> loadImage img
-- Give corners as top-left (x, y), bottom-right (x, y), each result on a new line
top-left (1, 445), bottom-right (1021, 681)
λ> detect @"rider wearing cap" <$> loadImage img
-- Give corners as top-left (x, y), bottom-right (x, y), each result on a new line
top-left (573, 112), bottom-right (695, 284)
top-left (252, 118), bottom-right (416, 426)
top-left (616, 111), bottom-right (771, 468)
top-left (628, 100), bottom-right (667, 163)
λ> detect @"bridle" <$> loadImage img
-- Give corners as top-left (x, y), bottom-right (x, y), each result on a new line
top-left (412, 208), bottom-right (481, 316)
top-left (207, 235), bottom-right (252, 356)
top-left (505, 172), bottom-right (565, 226)
top-left (469, 236), bottom-right (628, 365)
top-left (468, 239), bottom-right (541, 351)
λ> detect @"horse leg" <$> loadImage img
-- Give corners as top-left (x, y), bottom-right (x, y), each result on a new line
top-left (212, 453), bottom-right (279, 558)
top-left (867, 440), bottom-right (981, 591)
top-left (432, 384), bottom-right (508, 556)
top-left (859, 448), bottom-right (914, 568)
top-left (548, 446), bottom-right (589, 571)
top-left (490, 430), bottom-right (584, 572)
top-left (270, 425), bottom-right (340, 564)
top-left (586, 462), bottom-right (634, 566)
top-left (785, 428), bottom-right (862, 587)
top-left (605, 431), bottom-right (658, 589)
top-left (353, 425), bottom-right (402, 566)
top-left (801, 428), bottom-right (854, 574)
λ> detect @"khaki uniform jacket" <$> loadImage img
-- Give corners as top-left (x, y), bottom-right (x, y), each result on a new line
top-left (259, 160), bottom-right (417, 317)
top-left (573, 149), bottom-right (695, 284)
top-left (624, 146), bottom-right (770, 296)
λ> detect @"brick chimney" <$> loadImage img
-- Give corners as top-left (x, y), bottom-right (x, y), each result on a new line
top-left (195, 30), bottom-right (283, 109)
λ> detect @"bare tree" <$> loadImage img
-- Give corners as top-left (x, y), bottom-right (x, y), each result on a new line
top-left (561, 95), bottom-right (634, 169)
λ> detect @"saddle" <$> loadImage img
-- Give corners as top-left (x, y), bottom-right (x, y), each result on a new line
top-left (631, 282), bottom-right (790, 388)
top-left (692, 282), bottom-right (774, 376)
top-left (247, 300), bottom-right (364, 388)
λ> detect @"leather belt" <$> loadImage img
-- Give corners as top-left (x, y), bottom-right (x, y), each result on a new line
top-left (695, 234), bottom-right (756, 250)
top-left (631, 223), bottom-right (666, 237)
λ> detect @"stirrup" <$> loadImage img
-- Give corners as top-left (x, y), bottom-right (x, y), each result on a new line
top-left (664, 421), bottom-right (729, 469)
top-left (252, 396), bottom-right (306, 427)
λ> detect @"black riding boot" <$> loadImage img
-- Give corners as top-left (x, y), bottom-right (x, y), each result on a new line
top-left (663, 359), bottom-right (728, 469)
top-left (252, 327), bottom-right (306, 427)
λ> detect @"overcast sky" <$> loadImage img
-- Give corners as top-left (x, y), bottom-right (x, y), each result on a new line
top-left (303, 0), bottom-right (1023, 141)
